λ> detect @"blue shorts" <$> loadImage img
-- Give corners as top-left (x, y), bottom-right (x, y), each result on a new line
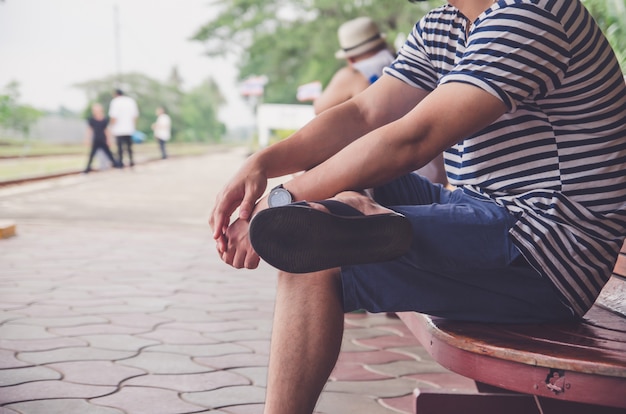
top-left (341, 174), bottom-right (575, 323)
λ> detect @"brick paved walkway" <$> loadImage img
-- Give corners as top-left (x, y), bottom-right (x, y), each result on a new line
top-left (0, 147), bottom-right (475, 414)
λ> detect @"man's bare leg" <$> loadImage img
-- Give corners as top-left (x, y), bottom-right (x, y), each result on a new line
top-left (263, 192), bottom-right (396, 413)
top-left (264, 268), bottom-right (344, 414)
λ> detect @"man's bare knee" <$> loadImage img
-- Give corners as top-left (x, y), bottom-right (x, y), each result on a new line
top-left (276, 269), bottom-right (343, 301)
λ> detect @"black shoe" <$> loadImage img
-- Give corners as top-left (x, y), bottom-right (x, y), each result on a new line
top-left (249, 200), bottom-right (412, 273)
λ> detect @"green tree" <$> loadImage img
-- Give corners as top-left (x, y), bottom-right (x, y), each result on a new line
top-left (192, 0), bottom-right (444, 104)
top-left (0, 81), bottom-right (43, 137)
top-left (178, 78), bottom-right (226, 142)
top-left (193, 0), bottom-right (626, 103)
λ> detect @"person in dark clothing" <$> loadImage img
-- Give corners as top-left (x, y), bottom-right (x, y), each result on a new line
top-left (84, 103), bottom-right (120, 173)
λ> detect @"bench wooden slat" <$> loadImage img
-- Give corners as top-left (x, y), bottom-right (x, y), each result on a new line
top-left (399, 243), bottom-right (626, 410)
top-left (400, 309), bottom-right (626, 408)
top-left (420, 305), bottom-right (626, 374)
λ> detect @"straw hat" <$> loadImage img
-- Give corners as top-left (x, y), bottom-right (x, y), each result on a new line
top-left (335, 17), bottom-right (387, 59)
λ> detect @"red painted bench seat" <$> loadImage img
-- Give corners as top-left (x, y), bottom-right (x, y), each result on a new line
top-left (399, 243), bottom-right (626, 414)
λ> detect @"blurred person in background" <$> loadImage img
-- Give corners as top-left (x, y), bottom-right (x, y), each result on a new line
top-left (151, 106), bottom-right (171, 159)
top-left (108, 89), bottom-right (139, 168)
top-left (83, 103), bottom-right (120, 173)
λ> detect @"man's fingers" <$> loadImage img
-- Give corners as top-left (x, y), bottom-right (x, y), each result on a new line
top-left (215, 233), bottom-right (227, 255)
top-left (238, 196), bottom-right (256, 221)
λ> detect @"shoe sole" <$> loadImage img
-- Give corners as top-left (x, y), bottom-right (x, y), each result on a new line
top-left (249, 206), bottom-right (412, 273)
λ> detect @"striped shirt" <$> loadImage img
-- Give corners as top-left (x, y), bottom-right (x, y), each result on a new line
top-left (385, 0), bottom-right (626, 316)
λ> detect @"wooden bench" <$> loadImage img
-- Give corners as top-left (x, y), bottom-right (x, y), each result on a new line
top-left (398, 242), bottom-right (626, 414)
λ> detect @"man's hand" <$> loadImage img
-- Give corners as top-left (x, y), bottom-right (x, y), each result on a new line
top-left (219, 217), bottom-right (261, 269)
top-left (209, 159), bottom-right (268, 257)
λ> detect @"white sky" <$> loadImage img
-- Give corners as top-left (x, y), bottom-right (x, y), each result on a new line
top-left (0, 0), bottom-right (255, 128)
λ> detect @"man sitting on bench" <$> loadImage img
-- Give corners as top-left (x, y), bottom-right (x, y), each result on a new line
top-left (210, 1), bottom-right (626, 413)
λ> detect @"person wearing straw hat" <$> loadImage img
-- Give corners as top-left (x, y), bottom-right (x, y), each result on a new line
top-left (315, 17), bottom-right (447, 186)
top-left (313, 17), bottom-right (395, 115)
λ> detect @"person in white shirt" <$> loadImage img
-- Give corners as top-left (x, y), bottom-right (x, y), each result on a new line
top-left (151, 106), bottom-right (171, 159)
top-left (108, 89), bottom-right (139, 167)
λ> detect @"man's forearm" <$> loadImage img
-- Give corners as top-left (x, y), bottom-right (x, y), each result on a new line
top-left (255, 99), bottom-right (379, 180)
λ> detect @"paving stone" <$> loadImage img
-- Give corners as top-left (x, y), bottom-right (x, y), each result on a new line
top-left (342, 326), bottom-right (395, 342)
top-left (0, 336), bottom-right (86, 352)
top-left (337, 349), bottom-right (414, 365)
top-left (152, 307), bottom-right (214, 322)
top-left (0, 303), bottom-right (28, 312)
top-left (233, 319), bottom-right (274, 333)
top-left (71, 303), bottom-right (170, 315)
top-left (0, 324), bottom-right (56, 340)
top-left (10, 315), bottom-right (108, 328)
top-left (47, 361), bottom-right (146, 385)
top-left (389, 345), bottom-right (431, 360)
top-left (5, 304), bottom-right (78, 318)
top-left (138, 327), bottom-right (217, 345)
top-left (339, 338), bottom-right (378, 352)
top-left (323, 377), bottom-right (419, 398)
top-left (233, 340), bottom-right (270, 355)
top-left (103, 312), bottom-right (173, 328)
top-left (117, 351), bottom-right (209, 374)
top-left (209, 310), bottom-right (275, 321)
top-left (220, 405), bottom-right (265, 414)
top-left (81, 334), bottom-right (160, 351)
top-left (228, 366), bottom-right (268, 387)
top-left (2, 294), bottom-right (39, 310)
top-left (18, 347), bottom-right (135, 365)
top-left (0, 365), bottom-right (61, 386)
top-left (0, 381), bottom-right (115, 405)
top-left (379, 393), bottom-right (415, 414)
top-left (356, 333), bottom-right (424, 350)
top-left (206, 329), bottom-right (272, 343)
top-left (0, 349), bottom-right (32, 369)
top-left (404, 372), bottom-right (477, 392)
top-left (195, 353), bottom-right (269, 370)
top-left (330, 362), bottom-right (392, 381)
top-left (368, 359), bottom-right (446, 378)
top-left (124, 370), bottom-right (250, 392)
top-left (344, 313), bottom-right (402, 328)
top-left (49, 323), bottom-right (148, 336)
top-left (40, 297), bottom-right (125, 309)
top-left (183, 384), bottom-right (266, 409)
top-left (316, 391), bottom-right (401, 414)
top-left (146, 342), bottom-right (251, 357)
top-left (92, 386), bottom-right (207, 414)
top-left (159, 320), bottom-right (256, 334)
top-left (5, 399), bottom-right (124, 414)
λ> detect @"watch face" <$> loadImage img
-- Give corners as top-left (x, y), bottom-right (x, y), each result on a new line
top-left (269, 188), bottom-right (292, 207)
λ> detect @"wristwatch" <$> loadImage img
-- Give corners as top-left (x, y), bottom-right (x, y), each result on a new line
top-left (268, 184), bottom-right (294, 207)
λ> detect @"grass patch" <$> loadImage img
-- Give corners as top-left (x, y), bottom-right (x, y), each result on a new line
top-left (0, 140), bottom-right (220, 182)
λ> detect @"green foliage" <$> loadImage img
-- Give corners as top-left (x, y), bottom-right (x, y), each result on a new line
top-left (0, 81), bottom-right (43, 137)
top-left (193, 0), bottom-right (626, 103)
top-left (192, 0), bottom-right (443, 104)
top-left (178, 78), bottom-right (226, 142)
top-left (74, 70), bottom-right (225, 142)
top-left (582, 0), bottom-right (626, 72)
